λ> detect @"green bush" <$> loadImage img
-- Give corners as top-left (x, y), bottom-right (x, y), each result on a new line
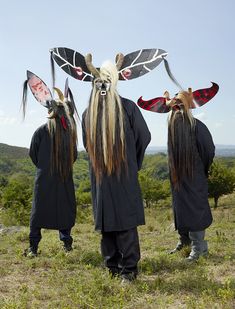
top-left (139, 172), bottom-right (170, 208)
top-left (0, 174), bottom-right (33, 226)
top-left (142, 153), bottom-right (169, 180)
top-left (208, 161), bottom-right (235, 208)
top-left (75, 179), bottom-right (92, 224)
top-left (76, 179), bottom-right (92, 207)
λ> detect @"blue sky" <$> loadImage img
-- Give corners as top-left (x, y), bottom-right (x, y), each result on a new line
top-left (0, 0), bottom-right (234, 148)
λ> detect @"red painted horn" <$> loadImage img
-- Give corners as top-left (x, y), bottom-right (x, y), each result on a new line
top-left (192, 82), bottom-right (219, 107)
top-left (137, 96), bottom-right (170, 113)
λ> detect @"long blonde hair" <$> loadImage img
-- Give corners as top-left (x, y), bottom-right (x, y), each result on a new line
top-left (47, 99), bottom-right (77, 181)
top-left (85, 61), bottom-right (126, 183)
top-left (168, 90), bottom-right (196, 190)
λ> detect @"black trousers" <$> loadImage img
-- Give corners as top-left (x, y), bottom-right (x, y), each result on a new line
top-left (178, 229), bottom-right (191, 245)
top-left (29, 226), bottom-right (72, 248)
top-left (101, 227), bottom-right (140, 276)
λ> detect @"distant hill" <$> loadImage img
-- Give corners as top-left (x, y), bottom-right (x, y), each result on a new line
top-left (146, 145), bottom-right (235, 157)
top-left (214, 145), bottom-right (235, 157)
top-left (0, 143), bottom-right (29, 159)
top-left (146, 147), bottom-right (167, 155)
top-left (1, 142), bottom-right (235, 159)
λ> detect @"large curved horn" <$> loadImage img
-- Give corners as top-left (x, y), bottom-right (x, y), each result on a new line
top-left (27, 70), bottom-right (52, 106)
top-left (53, 87), bottom-right (64, 102)
top-left (50, 47), bottom-right (93, 81)
top-left (192, 82), bottom-right (219, 107)
top-left (115, 53), bottom-right (124, 71)
top-left (85, 54), bottom-right (100, 78)
top-left (137, 96), bottom-right (170, 113)
top-left (118, 49), bottom-right (167, 81)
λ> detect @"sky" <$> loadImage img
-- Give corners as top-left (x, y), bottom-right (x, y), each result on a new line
top-left (0, 0), bottom-right (234, 149)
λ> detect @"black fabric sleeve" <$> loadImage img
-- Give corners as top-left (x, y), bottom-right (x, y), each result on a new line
top-left (74, 146), bottom-right (78, 162)
top-left (131, 104), bottom-right (151, 170)
top-left (195, 119), bottom-right (215, 176)
top-left (29, 127), bottom-right (42, 167)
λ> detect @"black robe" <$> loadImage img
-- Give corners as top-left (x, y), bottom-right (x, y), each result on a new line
top-left (29, 124), bottom-right (77, 230)
top-left (82, 97), bottom-right (151, 232)
top-left (170, 119), bottom-right (215, 231)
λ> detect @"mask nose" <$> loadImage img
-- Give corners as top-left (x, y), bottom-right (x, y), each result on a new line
top-left (96, 81), bottom-right (110, 96)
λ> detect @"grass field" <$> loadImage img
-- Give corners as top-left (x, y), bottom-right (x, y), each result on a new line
top-left (0, 194), bottom-right (235, 309)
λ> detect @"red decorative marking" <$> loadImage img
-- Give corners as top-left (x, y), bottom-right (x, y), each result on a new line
top-left (192, 82), bottom-right (219, 106)
top-left (123, 69), bottom-right (132, 78)
top-left (137, 96), bottom-right (170, 113)
top-left (31, 81), bottom-right (43, 91)
top-left (75, 67), bottom-right (83, 76)
top-left (61, 115), bottom-right (67, 129)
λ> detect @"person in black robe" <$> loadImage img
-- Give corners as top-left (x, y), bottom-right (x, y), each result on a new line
top-left (168, 109), bottom-right (215, 260)
top-left (22, 73), bottom-right (78, 257)
top-left (82, 61), bottom-right (151, 281)
top-left (49, 47), bottom-right (167, 277)
top-left (137, 80), bottom-right (219, 261)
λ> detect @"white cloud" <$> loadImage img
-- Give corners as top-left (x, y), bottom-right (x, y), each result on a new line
top-left (0, 110), bottom-right (5, 116)
top-left (0, 116), bottom-right (17, 125)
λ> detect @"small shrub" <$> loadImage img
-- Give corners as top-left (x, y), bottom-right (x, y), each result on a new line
top-left (0, 175), bottom-right (33, 226)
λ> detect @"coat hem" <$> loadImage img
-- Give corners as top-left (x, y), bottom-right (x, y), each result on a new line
top-left (95, 222), bottom-right (145, 233)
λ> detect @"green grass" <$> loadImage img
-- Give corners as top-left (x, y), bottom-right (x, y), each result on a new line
top-left (0, 195), bottom-right (235, 309)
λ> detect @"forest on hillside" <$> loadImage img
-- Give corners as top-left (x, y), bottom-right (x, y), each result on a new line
top-left (1, 143), bottom-right (235, 227)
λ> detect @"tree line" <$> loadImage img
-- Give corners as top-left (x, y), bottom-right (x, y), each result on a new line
top-left (0, 152), bottom-right (235, 226)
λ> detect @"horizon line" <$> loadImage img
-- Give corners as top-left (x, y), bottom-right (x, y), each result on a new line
top-left (1, 142), bottom-right (235, 150)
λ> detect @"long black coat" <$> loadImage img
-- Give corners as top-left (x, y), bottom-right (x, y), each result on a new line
top-left (82, 97), bottom-right (151, 232)
top-left (29, 124), bottom-right (77, 230)
top-left (170, 119), bottom-right (215, 231)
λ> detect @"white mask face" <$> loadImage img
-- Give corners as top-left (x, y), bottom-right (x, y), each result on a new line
top-left (95, 79), bottom-right (111, 96)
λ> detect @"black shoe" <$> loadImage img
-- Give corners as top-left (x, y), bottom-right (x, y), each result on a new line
top-left (63, 240), bottom-right (73, 252)
top-left (109, 268), bottom-right (120, 278)
top-left (120, 272), bottom-right (137, 283)
top-left (24, 246), bottom-right (38, 258)
top-left (169, 241), bottom-right (190, 254)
